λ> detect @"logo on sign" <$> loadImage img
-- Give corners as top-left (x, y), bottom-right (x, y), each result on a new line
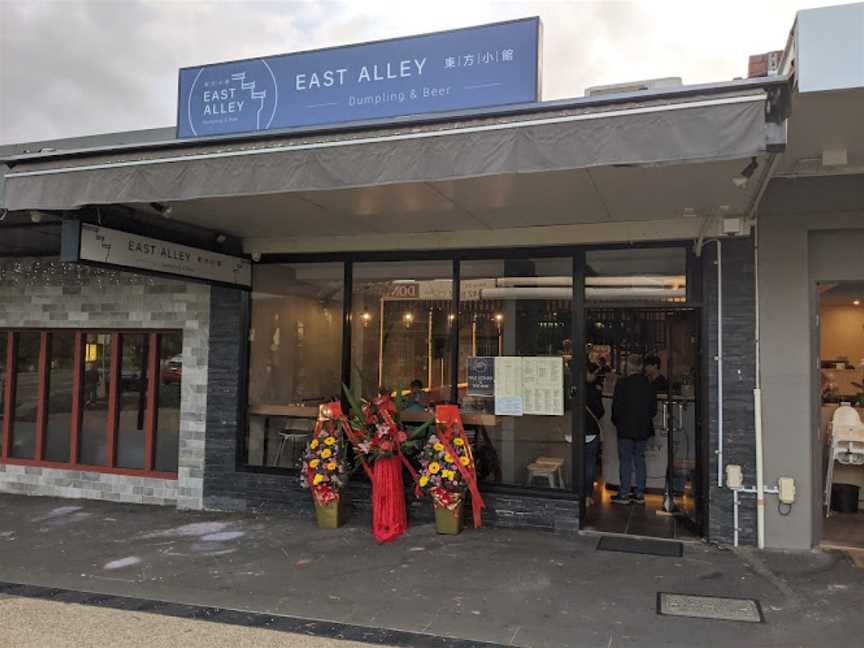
top-left (388, 283), bottom-right (418, 299)
top-left (186, 59), bottom-right (279, 136)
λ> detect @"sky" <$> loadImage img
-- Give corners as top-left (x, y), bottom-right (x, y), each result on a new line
top-left (0, 0), bottom-right (853, 145)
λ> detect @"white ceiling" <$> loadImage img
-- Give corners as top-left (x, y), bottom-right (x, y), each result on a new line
top-left (778, 87), bottom-right (864, 175)
top-left (153, 156), bottom-right (763, 241)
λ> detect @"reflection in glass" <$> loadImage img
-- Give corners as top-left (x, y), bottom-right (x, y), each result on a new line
top-left (45, 332), bottom-right (76, 462)
top-left (352, 261), bottom-right (453, 404)
top-left (80, 333), bottom-right (112, 466)
top-left (11, 332), bottom-right (41, 459)
top-left (247, 263), bottom-right (344, 467)
top-left (155, 333), bottom-right (182, 472)
top-left (116, 334), bottom-right (149, 469)
top-left (458, 258), bottom-right (574, 489)
top-left (585, 248), bottom-right (686, 305)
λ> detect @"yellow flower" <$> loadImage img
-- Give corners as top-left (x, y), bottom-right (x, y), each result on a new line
top-left (444, 454), bottom-right (453, 463)
top-left (321, 449), bottom-right (332, 459)
top-left (419, 475), bottom-right (429, 487)
top-left (324, 436), bottom-right (336, 446)
top-left (327, 462), bottom-right (337, 471)
top-left (313, 474), bottom-right (325, 485)
top-left (444, 470), bottom-right (456, 480)
top-left (433, 443), bottom-right (444, 452)
top-left (308, 459), bottom-right (320, 469)
top-left (428, 462), bottom-right (440, 474)
top-left (460, 456), bottom-right (470, 466)
top-left (453, 438), bottom-right (464, 446)
top-left (310, 439), bottom-right (319, 449)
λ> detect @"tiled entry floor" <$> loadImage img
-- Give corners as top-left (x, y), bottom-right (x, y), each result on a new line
top-left (582, 483), bottom-right (700, 541)
top-left (822, 510), bottom-right (864, 549)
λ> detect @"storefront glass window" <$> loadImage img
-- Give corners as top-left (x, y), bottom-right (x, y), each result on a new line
top-left (0, 333), bottom-right (7, 456)
top-left (458, 258), bottom-right (574, 490)
top-left (155, 333), bottom-right (183, 473)
top-left (10, 332), bottom-right (41, 459)
top-left (585, 248), bottom-right (686, 306)
top-left (80, 333), bottom-right (112, 466)
top-left (351, 261), bottom-right (453, 404)
top-left (0, 329), bottom-right (178, 477)
top-left (246, 263), bottom-right (344, 468)
top-left (116, 334), bottom-right (150, 469)
top-left (44, 332), bottom-right (76, 462)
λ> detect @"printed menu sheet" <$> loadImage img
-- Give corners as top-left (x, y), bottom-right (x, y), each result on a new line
top-left (494, 356), bottom-right (524, 416)
top-left (521, 357), bottom-right (564, 416)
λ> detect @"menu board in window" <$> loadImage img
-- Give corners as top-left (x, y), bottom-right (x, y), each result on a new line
top-left (521, 357), bottom-right (564, 416)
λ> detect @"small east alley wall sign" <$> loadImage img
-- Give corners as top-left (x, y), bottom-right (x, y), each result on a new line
top-left (177, 18), bottom-right (541, 138)
top-left (62, 222), bottom-right (252, 288)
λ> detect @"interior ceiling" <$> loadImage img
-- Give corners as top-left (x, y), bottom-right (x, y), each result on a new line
top-left (147, 156), bottom-right (763, 240)
top-left (778, 88), bottom-right (864, 175)
top-left (820, 282), bottom-right (864, 306)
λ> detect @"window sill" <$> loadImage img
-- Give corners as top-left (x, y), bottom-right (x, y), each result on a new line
top-left (0, 458), bottom-right (178, 480)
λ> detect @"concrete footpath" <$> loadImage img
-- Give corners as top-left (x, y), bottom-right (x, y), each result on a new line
top-left (0, 494), bottom-right (861, 648)
top-left (0, 596), bottom-right (372, 648)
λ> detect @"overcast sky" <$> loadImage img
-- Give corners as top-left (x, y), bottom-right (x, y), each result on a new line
top-left (0, 0), bottom-right (852, 145)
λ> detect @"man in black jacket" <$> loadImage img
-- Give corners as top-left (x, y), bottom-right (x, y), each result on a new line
top-left (611, 355), bottom-right (657, 504)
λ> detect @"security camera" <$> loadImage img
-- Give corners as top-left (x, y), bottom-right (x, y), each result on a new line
top-left (731, 176), bottom-right (749, 189)
top-left (251, 252), bottom-right (262, 262)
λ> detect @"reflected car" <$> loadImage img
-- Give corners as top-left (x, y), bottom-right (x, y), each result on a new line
top-left (161, 355), bottom-right (182, 384)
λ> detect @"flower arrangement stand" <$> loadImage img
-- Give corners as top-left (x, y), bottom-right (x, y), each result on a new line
top-left (434, 499), bottom-right (464, 535)
top-left (314, 496), bottom-right (344, 529)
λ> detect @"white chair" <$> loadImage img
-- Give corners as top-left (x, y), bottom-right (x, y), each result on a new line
top-left (824, 404), bottom-right (864, 517)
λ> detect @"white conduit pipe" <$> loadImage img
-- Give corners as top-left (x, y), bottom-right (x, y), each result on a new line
top-left (751, 154), bottom-right (779, 549)
top-left (705, 239), bottom-right (724, 488)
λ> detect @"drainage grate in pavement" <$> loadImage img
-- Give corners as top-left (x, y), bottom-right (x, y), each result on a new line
top-left (657, 593), bottom-right (764, 623)
top-left (597, 535), bottom-right (683, 557)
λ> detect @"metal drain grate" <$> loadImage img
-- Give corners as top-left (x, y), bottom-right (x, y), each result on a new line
top-left (657, 593), bottom-right (764, 623)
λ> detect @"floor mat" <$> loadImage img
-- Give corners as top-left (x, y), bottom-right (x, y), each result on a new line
top-left (657, 593), bottom-right (763, 623)
top-left (597, 535), bottom-right (683, 557)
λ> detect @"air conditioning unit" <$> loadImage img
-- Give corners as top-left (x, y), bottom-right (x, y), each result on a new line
top-left (586, 77), bottom-right (683, 97)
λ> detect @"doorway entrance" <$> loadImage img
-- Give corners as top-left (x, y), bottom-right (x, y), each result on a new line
top-left (581, 308), bottom-right (702, 540)
top-left (818, 282), bottom-right (864, 549)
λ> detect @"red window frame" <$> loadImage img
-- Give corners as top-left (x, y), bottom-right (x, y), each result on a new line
top-left (1, 329), bottom-right (180, 479)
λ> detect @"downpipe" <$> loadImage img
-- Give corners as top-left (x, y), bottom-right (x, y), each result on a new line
top-left (733, 485), bottom-right (779, 547)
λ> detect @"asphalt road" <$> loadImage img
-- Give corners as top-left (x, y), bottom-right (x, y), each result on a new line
top-left (0, 595), bottom-right (378, 648)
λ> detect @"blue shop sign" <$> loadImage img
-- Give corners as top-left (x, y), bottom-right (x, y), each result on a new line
top-left (177, 18), bottom-right (541, 138)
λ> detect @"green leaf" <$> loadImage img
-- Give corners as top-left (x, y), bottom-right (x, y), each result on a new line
top-left (394, 385), bottom-right (404, 414)
top-left (342, 383), bottom-right (364, 419)
top-left (407, 417), bottom-right (434, 441)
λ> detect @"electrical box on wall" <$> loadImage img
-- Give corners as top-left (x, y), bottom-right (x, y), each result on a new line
top-left (778, 477), bottom-right (796, 504)
top-left (726, 464), bottom-right (744, 489)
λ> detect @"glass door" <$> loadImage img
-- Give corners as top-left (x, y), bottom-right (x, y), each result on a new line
top-left (665, 309), bottom-right (701, 534)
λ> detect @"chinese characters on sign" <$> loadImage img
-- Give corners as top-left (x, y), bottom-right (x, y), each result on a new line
top-left (444, 48), bottom-right (516, 68)
top-left (178, 18), bottom-right (541, 138)
top-left (64, 223), bottom-right (252, 288)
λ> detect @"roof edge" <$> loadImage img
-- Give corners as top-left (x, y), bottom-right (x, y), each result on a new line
top-left (1, 74), bottom-right (790, 166)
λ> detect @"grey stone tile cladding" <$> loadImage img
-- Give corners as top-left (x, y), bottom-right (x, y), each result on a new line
top-left (0, 259), bottom-right (209, 508)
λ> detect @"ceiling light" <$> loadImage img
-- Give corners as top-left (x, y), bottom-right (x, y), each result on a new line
top-left (854, 300), bottom-right (861, 306)
top-left (216, 233), bottom-right (227, 244)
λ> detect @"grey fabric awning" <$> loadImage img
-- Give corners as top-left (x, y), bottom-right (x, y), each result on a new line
top-left (3, 92), bottom-right (776, 212)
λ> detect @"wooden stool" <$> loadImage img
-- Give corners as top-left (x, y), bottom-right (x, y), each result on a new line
top-left (526, 457), bottom-right (565, 489)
